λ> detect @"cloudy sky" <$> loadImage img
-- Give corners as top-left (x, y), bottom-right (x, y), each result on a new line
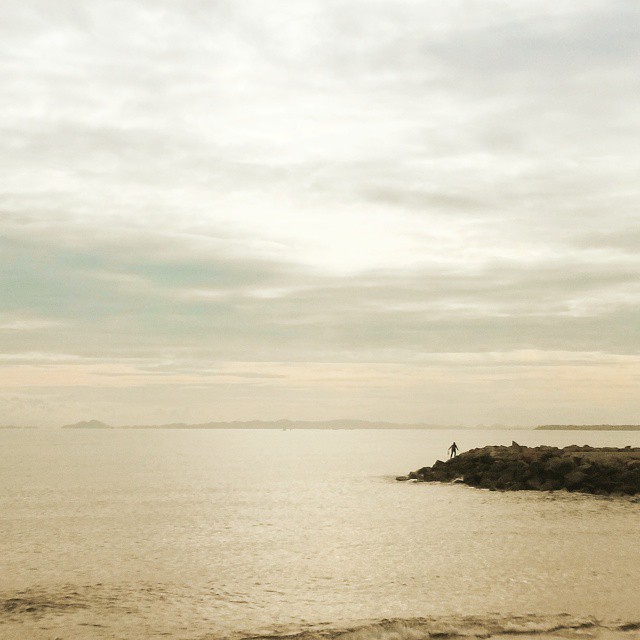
top-left (1, 0), bottom-right (639, 427)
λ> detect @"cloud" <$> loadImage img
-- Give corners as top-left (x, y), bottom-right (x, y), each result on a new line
top-left (1, 0), bottom-right (640, 424)
top-left (3, 225), bottom-right (640, 365)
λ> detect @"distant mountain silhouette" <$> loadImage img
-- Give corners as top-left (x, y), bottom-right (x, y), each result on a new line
top-left (60, 419), bottom-right (465, 430)
top-left (0, 425), bottom-right (38, 429)
top-left (62, 419), bottom-right (113, 429)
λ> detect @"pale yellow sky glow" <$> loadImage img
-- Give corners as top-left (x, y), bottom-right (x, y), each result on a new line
top-left (1, 0), bottom-right (640, 426)
top-left (1, 348), bottom-right (639, 426)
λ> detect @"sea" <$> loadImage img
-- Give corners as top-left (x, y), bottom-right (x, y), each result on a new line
top-left (1, 428), bottom-right (639, 640)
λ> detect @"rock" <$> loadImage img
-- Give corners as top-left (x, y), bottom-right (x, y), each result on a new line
top-left (564, 470), bottom-right (587, 490)
top-left (402, 445), bottom-right (640, 495)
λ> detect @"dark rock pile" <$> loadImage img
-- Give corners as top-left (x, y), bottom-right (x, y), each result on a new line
top-left (398, 442), bottom-right (640, 495)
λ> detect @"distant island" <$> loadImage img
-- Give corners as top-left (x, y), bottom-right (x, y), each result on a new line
top-left (61, 419), bottom-right (466, 430)
top-left (63, 420), bottom-right (115, 429)
top-left (536, 425), bottom-right (640, 431)
top-left (50, 421), bottom-right (640, 431)
top-left (0, 425), bottom-right (39, 429)
top-left (5, 420), bottom-right (636, 431)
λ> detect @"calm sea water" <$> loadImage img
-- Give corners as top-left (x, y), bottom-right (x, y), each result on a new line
top-left (1, 428), bottom-right (639, 640)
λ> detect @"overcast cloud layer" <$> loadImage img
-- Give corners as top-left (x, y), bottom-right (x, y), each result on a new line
top-left (2, 0), bottom-right (640, 426)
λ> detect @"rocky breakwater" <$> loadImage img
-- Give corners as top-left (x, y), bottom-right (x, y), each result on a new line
top-left (399, 443), bottom-right (640, 495)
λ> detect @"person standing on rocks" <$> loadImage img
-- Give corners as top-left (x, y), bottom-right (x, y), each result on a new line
top-left (448, 442), bottom-right (459, 458)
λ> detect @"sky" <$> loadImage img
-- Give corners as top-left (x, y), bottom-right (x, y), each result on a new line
top-left (1, 0), bottom-right (640, 427)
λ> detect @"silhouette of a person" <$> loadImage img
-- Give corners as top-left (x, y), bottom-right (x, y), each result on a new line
top-left (448, 442), bottom-right (459, 458)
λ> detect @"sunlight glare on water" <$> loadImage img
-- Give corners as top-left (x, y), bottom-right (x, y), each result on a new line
top-left (1, 429), bottom-right (639, 639)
